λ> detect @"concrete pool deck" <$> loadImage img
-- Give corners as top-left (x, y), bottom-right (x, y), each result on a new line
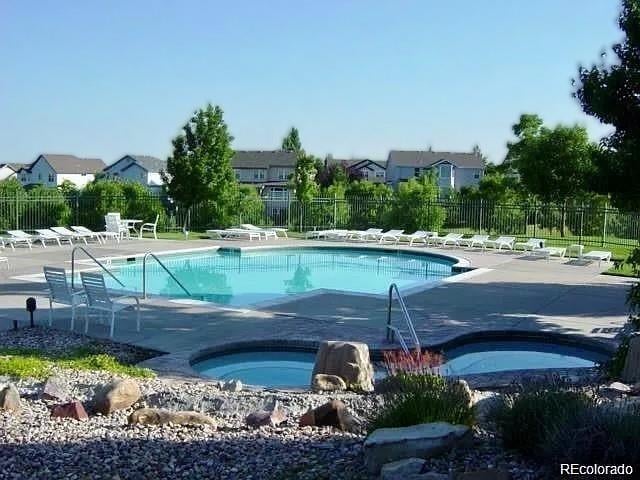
top-left (0, 237), bottom-right (633, 373)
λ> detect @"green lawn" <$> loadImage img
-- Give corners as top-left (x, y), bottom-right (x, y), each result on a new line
top-left (0, 346), bottom-right (155, 379)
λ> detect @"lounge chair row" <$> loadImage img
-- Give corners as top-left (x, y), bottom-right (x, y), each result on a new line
top-left (206, 224), bottom-right (288, 241)
top-left (0, 226), bottom-right (120, 250)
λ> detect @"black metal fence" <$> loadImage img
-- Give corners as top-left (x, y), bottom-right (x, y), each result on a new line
top-left (1, 193), bottom-right (639, 249)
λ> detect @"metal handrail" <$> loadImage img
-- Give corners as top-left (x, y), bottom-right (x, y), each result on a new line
top-left (142, 252), bottom-right (191, 299)
top-left (71, 246), bottom-right (125, 290)
top-left (386, 283), bottom-right (420, 353)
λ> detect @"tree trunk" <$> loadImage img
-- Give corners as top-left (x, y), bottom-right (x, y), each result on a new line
top-left (182, 205), bottom-right (191, 234)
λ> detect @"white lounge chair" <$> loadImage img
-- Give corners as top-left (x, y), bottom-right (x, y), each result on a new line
top-left (206, 229), bottom-right (262, 241)
top-left (0, 235), bottom-right (32, 250)
top-left (582, 250), bottom-right (612, 266)
top-left (71, 225), bottom-right (118, 244)
top-left (51, 226), bottom-right (91, 245)
top-left (80, 271), bottom-right (141, 338)
top-left (43, 266), bottom-right (86, 330)
top-left (483, 236), bottom-right (516, 251)
top-left (139, 215), bottom-right (159, 240)
top-left (238, 224), bottom-right (277, 240)
top-left (241, 223), bottom-right (288, 238)
top-left (397, 230), bottom-right (430, 246)
top-left (7, 230), bottom-right (48, 248)
top-left (429, 233), bottom-right (464, 247)
top-left (458, 234), bottom-right (490, 249)
top-left (378, 229), bottom-right (405, 244)
top-left (530, 246), bottom-right (566, 260)
top-left (35, 228), bottom-right (73, 246)
top-left (514, 238), bottom-right (545, 252)
top-left (347, 228), bottom-right (383, 242)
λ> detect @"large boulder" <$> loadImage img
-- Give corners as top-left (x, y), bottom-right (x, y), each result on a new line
top-left (245, 400), bottom-right (287, 428)
top-left (0, 384), bottom-right (21, 413)
top-left (42, 376), bottom-right (70, 402)
top-left (298, 399), bottom-right (357, 432)
top-left (51, 401), bottom-right (89, 421)
top-left (380, 458), bottom-right (426, 480)
top-left (129, 408), bottom-right (217, 427)
top-left (622, 335), bottom-right (640, 383)
top-left (364, 422), bottom-right (472, 474)
top-left (311, 341), bottom-right (374, 392)
top-left (94, 379), bottom-right (141, 415)
top-left (311, 374), bottom-right (347, 392)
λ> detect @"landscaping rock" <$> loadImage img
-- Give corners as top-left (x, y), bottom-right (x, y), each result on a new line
top-left (128, 408), bottom-right (217, 427)
top-left (312, 341), bottom-right (374, 392)
top-left (245, 400), bottom-right (287, 427)
top-left (380, 458), bottom-right (426, 479)
top-left (298, 399), bottom-right (357, 431)
top-left (42, 376), bottom-right (70, 402)
top-left (0, 384), bottom-right (21, 412)
top-left (222, 379), bottom-right (243, 392)
top-left (364, 422), bottom-right (473, 474)
top-left (456, 469), bottom-right (511, 480)
top-left (51, 400), bottom-right (89, 421)
top-left (603, 381), bottom-right (632, 394)
top-left (311, 373), bottom-right (347, 392)
top-left (452, 379), bottom-right (473, 407)
top-left (94, 378), bottom-right (141, 414)
top-left (622, 335), bottom-right (640, 383)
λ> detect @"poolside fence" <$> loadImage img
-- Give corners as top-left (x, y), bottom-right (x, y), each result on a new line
top-left (0, 193), bottom-right (639, 250)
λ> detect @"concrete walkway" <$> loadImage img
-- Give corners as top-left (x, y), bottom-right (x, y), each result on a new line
top-left (0, 237), bottom-right (633, 371)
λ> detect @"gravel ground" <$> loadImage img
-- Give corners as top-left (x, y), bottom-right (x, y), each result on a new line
top-left (0, 328), bottom-right (544, 480)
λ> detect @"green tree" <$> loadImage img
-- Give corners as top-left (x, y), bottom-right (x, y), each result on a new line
top-left (345, 181), bottom-right (394, 229)
top-left (390, 173), bottom-right (446, 232)
top-left (574, 0), bottom-right (640, 210)
top-left (163, 104), bottom-right (237, 230)
top-left (281, 127), bottom-right (302, 154)
top-left (24, 185), bottom-right (71, 228)
top-left (0, 179), bottom-right (27, 230)
top-left (58, 179), bottom-right (78, 197)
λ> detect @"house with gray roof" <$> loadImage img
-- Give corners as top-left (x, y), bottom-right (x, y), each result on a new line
top-left (326, 157), bottom-right (387, 183)
top-left (103, 155), bottom-right (167, 191)
top-left (386, 150), bottom-right (485, 192)
top-left (17, 154), bottom-right (106, 188)
top-left (231, 150), bottom-right (297, 198)
top-left (0, 163), bottom-right (22, 181)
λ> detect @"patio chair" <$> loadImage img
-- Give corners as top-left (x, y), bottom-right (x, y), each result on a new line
top-left (396, 230), bottom-right (429, 246)
top-left (71, 225), bottom-right (119, 244)
top-left (483, 236), bottom-right (516, 251)
top-left (238, 224), bottom-right (277, 240)
top-left (51, 226), bottom-right (92, 245)
top-left (581, 250), bottom-right (612, 266)
top-left (240, 223), bottom-right (288, 238)
top-left (80, 271), bottom-right (141, 338)
top-left (429, 233), bottom-right (464, 247)
top-left (43, 266), bottom-right (86, 330)
top-left (7, 230), bottom-right (46, 248)
top-left (205, 229), bottom-right (262, 241)
top-left (139, 214), bottom-right (159, 240)
top-left (35, 228), bottom-right (73, 246)
top-left (347, 228), bottom-right (383, 242)
top-left (378, 229), bottom-right (405, 244)
top-left (514, 238), bottom-right (545, 252)
top-left (458, 234), bottom-right (490, 249)
top-left (0, 235), bottom-right (32, 251)
top-left (105, 213), bottom-right (129, 240)
top-left (530, 246), bottom-right (566, 261)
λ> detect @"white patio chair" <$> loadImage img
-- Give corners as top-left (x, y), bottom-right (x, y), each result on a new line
top-left (43, 266), bottom-right (86, 330)
top-left (139, 214), bottom-right (159, 240)
top-left (105, 213), bottom-right (128, 240)
top-left (35, 228), bottom-right (73, 246)
top-left (378, 229), bottom-right (405, 244)
top-left (51, 226), bottom-right (91, 245)
top-left (483, 236), bottom-right (516, 251)
top-left (347, 228), bottom-right (383, 242)
top-left (582, 250), bottom-right (612, 266)
top-left (238, 224), bottom-right (277, 240)
top-left (458, 234), bottom-right (490, 249)
top-left (240, 223), bottom-right (288, 238)
top-left (514, 238), bottom-right (545, 252)
top-left (0, 234), bottom-right (32, 251)
top-left (7, 230), bottom-right (43, 248)
top-left (429, 233), bottom-right (464, 247)
top-left (530, 246), bottom-right (566, 261)
top-left (206, 229), bottom-right (262, 241)
top-left (396, 231), bottom-right (429, 246)
top-left (80, 271), bottom-right (141, 338)
top-left (71, 225), bottom-right (119, 244)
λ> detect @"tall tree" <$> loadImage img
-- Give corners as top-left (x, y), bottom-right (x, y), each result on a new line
top-left (163, 104), bottom-right (236, 231)
top-left (281, 127), bottom-right (302, 154)
top-left (574, 0), bottom-right (640, 210)
top-left (506, 114), bottom-right (595, 204)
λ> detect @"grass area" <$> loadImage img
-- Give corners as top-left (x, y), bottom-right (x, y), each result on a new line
top-left (604, 262), bottom-right (639, 278)
top-left (0, 346), bottom-right (155, 379)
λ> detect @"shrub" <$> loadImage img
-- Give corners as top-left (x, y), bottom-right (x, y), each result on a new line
top-left (389, 173), bottom-right (446, 232)
top-left (382, 349), bottom-right (444, 376)
top-left (369, 372), bottom-right (475, 432)
top-left (492, 381), bottom-right (594, 457)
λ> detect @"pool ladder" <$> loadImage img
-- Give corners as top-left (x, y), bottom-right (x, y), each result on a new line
top-left (142, 252), bottom-right (191, 299)
top-left (386, 283), bottom-right (420, 353)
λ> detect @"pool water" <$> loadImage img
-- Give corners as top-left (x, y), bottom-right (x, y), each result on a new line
top-left (192, 341), bottom-right (606, 388)
top-left (101, 247), bottom-right (454, 307)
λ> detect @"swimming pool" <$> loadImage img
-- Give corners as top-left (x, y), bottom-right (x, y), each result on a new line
top-left (99, 247), bottom-right (456, 307)
top-left (191, 340), bottom-right (608, 388)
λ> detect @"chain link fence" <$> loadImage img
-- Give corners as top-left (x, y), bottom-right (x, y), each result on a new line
top-left (1, 193), bottom-right (639, 249)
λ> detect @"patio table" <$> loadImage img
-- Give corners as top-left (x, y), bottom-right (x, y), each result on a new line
top-left (120, 219), bottom-right (143, 236)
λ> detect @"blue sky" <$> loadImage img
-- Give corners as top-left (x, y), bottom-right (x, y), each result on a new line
top-left (0, 0), bottom-right (622, 166)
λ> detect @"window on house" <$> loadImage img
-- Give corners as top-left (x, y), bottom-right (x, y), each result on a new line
top-left (414, 167), bottom-right (420, 177)
top-left (48, 173), bottom-right (54, 182)
top-left (438, 165), bottom-right (452, 178)
top-left (38, 173), bottom-right (42, 180)
top-left (474, 172), bottom-right (480, 179)
top-left (81, 173), bottom-right (87, 176)
top-left (375, 171), bottom-right (385, 178)
top-left (235, 171), bottom-right (240, 180)
top-left (254, 170), bottom-right (265, 180)
top-left (362, 170), bottom-right (369, 179)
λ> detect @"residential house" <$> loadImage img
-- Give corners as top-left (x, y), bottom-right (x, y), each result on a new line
top-left (231, 150), bottom-right (297, 199)
top-left (386, 150), bottom-right (485, 192)
top-left (103, 155), bottom-right (167, 191)
top-left (17, 154), bottom-right (105, 188)
top-left (0, 163), bottom-right (21, 181)
top-left (326, 157), bottom-right (386, 183)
